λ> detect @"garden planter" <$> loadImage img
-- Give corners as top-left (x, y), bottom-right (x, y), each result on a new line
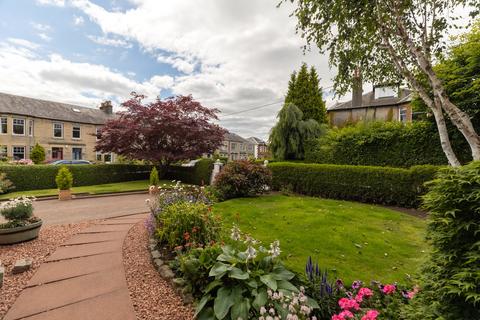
top-left (0, 220), bottom-right (43, 244)
top-left (58, 189), bottom-right (72, 201)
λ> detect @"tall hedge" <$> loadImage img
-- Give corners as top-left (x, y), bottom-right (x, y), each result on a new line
top-left (0, 164), bottom-right (158, 191)
top-left (269, 162), bottom-right (440, 207)
top-left (305, 121), bottom-right (470, 167)
top-left (403, 161), bottom-right (480, 319)
top-left (165, 159), bottom-right (214, 186)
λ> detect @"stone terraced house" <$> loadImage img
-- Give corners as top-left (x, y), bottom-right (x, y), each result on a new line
top-left (217, 132), bottom-right (255, 161)
top-left (0, 92), bottom-right (115, 162)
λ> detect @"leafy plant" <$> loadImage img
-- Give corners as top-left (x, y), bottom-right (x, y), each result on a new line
top-left (403, 161), bottom-right (480, 319)
top-left (0, 172), bottom-right (13, 194)
top-left (149, 167), bottom-right (160, 186)
top-left (0, 196), bottom-right (37, 228)
top-left (214, 160), bottom-right (272, 200)
top-left (30, 143), bottom-right (46, 164)
top-left (55, 166), bottom-right (73, 190)
top-left (195, 227), bottom-right (311, 320)
top-left (155, 201), bottom-right (221, 251)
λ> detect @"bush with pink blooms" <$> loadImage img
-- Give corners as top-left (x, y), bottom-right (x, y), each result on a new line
top-left (329, 281), bottom-right (418, 320)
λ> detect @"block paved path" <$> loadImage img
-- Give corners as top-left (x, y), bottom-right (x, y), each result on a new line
top-left (3, 213), bottom-right (148, 320)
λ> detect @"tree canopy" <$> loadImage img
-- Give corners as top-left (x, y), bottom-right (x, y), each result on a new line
top-left (269, 103), bottom-right (323, 160)
top-left (284, 63), bottom-right (327, 124)
top-left (95, 94), bottom-right (227, 164)
top-left (284, 0), bottom-right (480, 165)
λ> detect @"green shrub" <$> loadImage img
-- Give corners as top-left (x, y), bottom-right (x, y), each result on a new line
top-left (269, 162), bottom-right (440, 207)
top-left (403, 162), bottom-right (480, 319)
top-left (305, 121), bottom-right (467, 167)
top-left (0, 196), bottom-right (34, 221)
top-left (155, 202), bottom-right (221, 251)
top-left (213, 160), bottom-right (272, 200)
top-left (55, 166), bottom-right (73, 190)
top-left (30, 143), bottom-right (46, 164)
top-left (166, 158), bottom-right (214, 185)
top-left (0, 172), bottom-right (13, 194)
top-left (149, 167), bottom-right (160, 186)
top-left (0, 164), bottom-right (156, 191)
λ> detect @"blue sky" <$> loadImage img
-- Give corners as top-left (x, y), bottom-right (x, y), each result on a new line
top-left (0, 0), bottom-right (335, 139)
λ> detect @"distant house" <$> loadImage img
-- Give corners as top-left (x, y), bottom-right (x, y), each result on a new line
top-left (328, 84), bottom-right (413, 127)
top-left (0, 92), bottom-right (115, 162)
top-left (217, 132), bottom-right (254, 161)
top-left (247, 137), bottom-right (269, 159)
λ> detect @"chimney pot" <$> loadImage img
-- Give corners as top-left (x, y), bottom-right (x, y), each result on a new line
top-left (99, 101), bottom-right (113, 114)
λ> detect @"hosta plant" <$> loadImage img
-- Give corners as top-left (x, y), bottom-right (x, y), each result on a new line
top-left (195, 226), bottom-right (316, 320)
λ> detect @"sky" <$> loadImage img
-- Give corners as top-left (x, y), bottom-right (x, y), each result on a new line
top-left (0, 0), bottom-right (343, 140)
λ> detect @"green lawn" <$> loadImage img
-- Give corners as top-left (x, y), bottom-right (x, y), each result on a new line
top-left (213, 194), bottom-right (427, 284)
top-left (0, 179), bottom-right (176, 200)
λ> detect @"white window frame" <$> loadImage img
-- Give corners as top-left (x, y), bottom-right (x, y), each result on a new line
top-left (96, 152), bottom-right (102, 161)
top-left (53, 122), bottom-right (64, 139)
top-left (0, 116), bottom-right (7, 134)
top-left (12, 118), bottom-right (25, 136)
top-left (72, 124), bottom-right (81, 140)
top-left (28, 119), bottom-right (34, 137)
top-left (13, 146), bottom-right (25, 160)
top-left (399, 107), bottom-right (408, 123)
top-left (0, 145), bottom-right (7, 158)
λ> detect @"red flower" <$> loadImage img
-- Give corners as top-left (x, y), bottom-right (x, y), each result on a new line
top-left (183, 231), bottom-right (190, 241)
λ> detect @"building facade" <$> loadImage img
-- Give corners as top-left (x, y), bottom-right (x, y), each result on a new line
top-left (247, 137), bottom-right (269, 159)
top-left (217, 132), bottom-right (255, 161)
top-left (0, 92), bottom-right (115, 162)
top-left (328, 85), bottom-right (413, 127)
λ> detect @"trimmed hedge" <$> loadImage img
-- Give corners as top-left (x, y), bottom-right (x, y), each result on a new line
top-left (0, 164), bottom-right (158, 192)
top-left (269, 162), bottom-right (441, 207)
top-left (166, 159), bottom-right (214, 186)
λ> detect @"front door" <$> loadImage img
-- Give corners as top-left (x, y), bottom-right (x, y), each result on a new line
top-left (72, 147), bottom-right (82, 160)
top-left (52, 147), bottom-right (63, 160)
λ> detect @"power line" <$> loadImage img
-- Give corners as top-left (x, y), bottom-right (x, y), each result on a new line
top-left (221, 85), bottom-right (336, 117)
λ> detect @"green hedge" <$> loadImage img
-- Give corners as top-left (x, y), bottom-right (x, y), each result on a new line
top-left (269, 162), bottom-right (441, 207)
top-left (0, 164), bottom-right (158, 191)
top-left (305, 121), bottom-right (471, 167)
top-left (166, 159), bottom-right (214, 186)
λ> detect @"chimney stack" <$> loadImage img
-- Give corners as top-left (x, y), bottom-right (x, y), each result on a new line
top-left (99, 100), bottom-right (113, 114)
top-left (352, 67), bottom-right (363, 108)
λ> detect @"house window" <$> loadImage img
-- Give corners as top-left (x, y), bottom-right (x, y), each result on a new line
top-left (13, 146), bottom-right (25, 160)
top-left (231, 143), bottom-right (236, 151)
top-left (104, 153), bottom-right (112, 163)
top-left (96, 127), bottom-right (101, 141)
top-left (0, 145), bottom-right (7, 158)
top-left (52, 147), bottom-right (63, 160)
top-left (72, 125), bottom-right (81, 139)
top-left (72, 147), bottom-right (82, 160)
top-left (96, 153), bottom-right (102, 161)
top-left (53, 122), bottom-right (63, 138)
top-left (13, 118), bottom-right (25, 135)
top-left (1, 117), bottom-right (7, 134)
top-left (399, 107), bottom-right (408, 123)
top-left (28, 120), bottom-right (34, 136)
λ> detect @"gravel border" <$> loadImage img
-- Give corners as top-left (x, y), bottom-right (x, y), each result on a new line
top-left (123, 222), bottom-right (193, 320)
top-left (0, 221), bottom-right (94, 318)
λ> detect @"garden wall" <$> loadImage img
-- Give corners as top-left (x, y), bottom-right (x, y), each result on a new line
top-left (269, 162), bottom-right (441, 207)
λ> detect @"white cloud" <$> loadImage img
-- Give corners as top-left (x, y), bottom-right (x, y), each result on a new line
top-left (0, 40), bottom-right (171, 110)
top-left (73, 15), bottom-right (85, 26)
top-left (31, 22), bottom-right (52, 32)
top-left (70, 0), bottom-right (334, 139)
top-left (35, 0), bottom-right (65, 6)
top-left (38, 33), bottom-right (52, 42)
top-left (87, 35), bottom-right (132, 48)
top-left (7, 38), bottom-right (40, 50)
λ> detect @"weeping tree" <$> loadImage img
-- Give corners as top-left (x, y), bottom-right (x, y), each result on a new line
top-left (283, 0), bottom-right (480, 166)
top-left (269, 103), bottom-right (323, 160)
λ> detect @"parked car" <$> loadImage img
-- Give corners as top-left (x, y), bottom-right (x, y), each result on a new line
top-left (49, 160), bottom-right (92, 165)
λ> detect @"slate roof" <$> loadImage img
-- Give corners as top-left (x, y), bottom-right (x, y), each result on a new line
top-left (247, 137), bottom-right (266, 144)
top-left (224, 132), bottom-right (251, 143)
top-left (0, 92), bottom-right (115, 125)
top-left (329, 88), bottom-right (413, 111)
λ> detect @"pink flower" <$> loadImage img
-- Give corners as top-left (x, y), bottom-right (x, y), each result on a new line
top-left (338, 298), bottom-right (360, 311)
top-left (406, 286), bottom-right (419, 299)
top-left (361, 310), bottom-right (379, 320)
top-left (382, 284), bottom-right (396, 295)
top-left (355, 287), bottom-right (374, 302)
top-left (331, 310), bottom-right (354, 320)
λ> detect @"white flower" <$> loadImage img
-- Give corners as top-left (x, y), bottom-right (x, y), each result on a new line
top-left (245, 246), bottom-right (257, 260)
top-left (268, 240), bottom-right (281, 258)
top-left (230, 224), bottom-right (241, 241)
top-left (269, 308), bottom-right (275, 315)
top-left (260, 307), bottom-right (267, 315)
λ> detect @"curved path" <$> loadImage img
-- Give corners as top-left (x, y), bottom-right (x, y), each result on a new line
top-left (3, 213), bottom-right (148, 320)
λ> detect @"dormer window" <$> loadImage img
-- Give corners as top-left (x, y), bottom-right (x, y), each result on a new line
top-left (374, 86), bottom-right (397, 99)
